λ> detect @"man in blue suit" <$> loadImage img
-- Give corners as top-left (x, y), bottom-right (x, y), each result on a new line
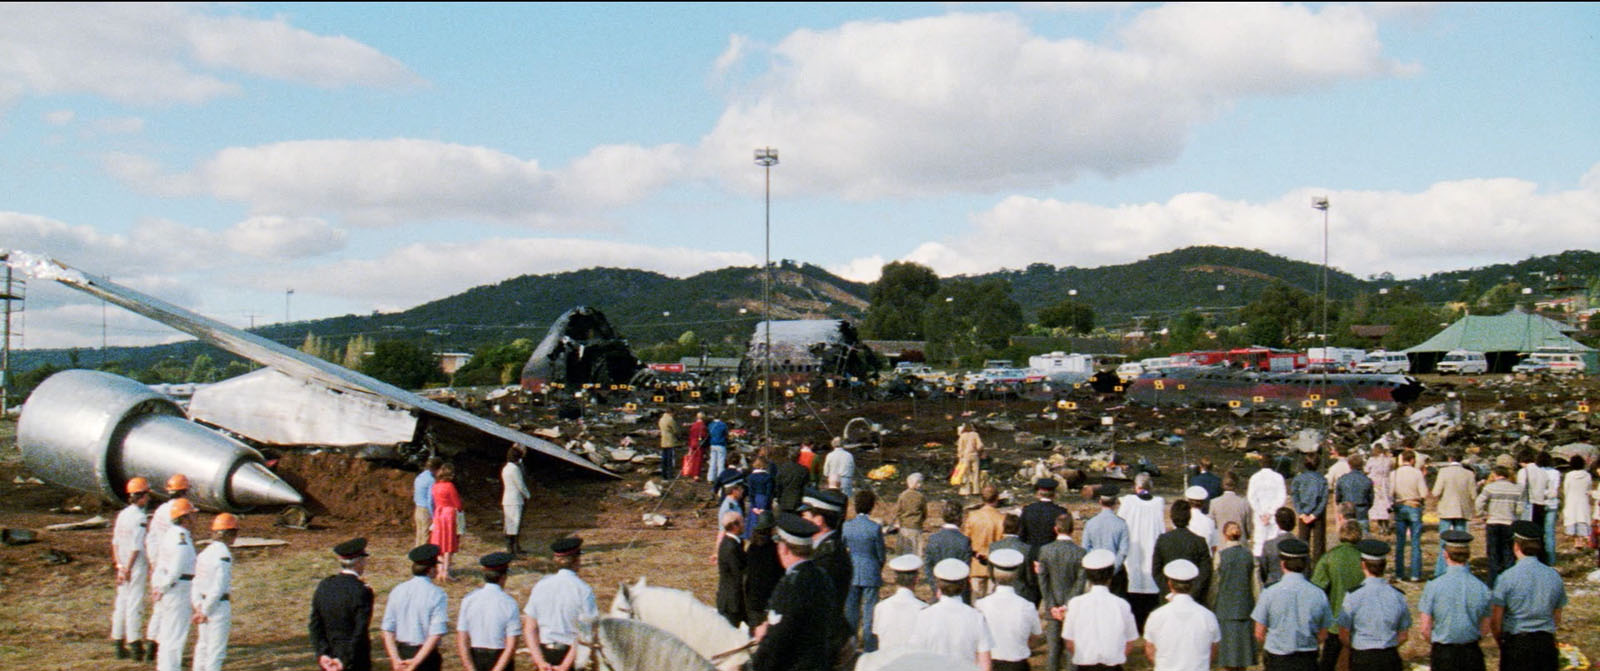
top-left (843, 489), bottom-right (887, 651)
top-left (922, 499), bottom-right (973, 603)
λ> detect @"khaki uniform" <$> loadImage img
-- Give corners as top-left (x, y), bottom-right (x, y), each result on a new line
top-left (962, 504), bottom-right (1005, 595)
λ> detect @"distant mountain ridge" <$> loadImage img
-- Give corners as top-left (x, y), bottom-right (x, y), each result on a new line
top-left (15, 246), bottom-right (1599, 372)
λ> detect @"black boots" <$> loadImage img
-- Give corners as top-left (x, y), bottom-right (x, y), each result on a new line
top-left (115, 641), bottom-right (129, 659)
top-left (145, 641), bottom-right (157, 661)
top-left (506, 535), bottom-right (523, 556)
top-left (131, 640), bottom-right (146, 660)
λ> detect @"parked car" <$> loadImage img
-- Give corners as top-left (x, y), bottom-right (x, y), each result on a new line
top-left (1353, 350), bottom-right (1411, 374)
top-left (1116, 362), bottom-right (1145, 381)
top-left (1435, 350), bottom-right (1488, 375)
top-left (1514, 350), bottom-right (1587, 375)
top-left (1511, 359), bottom-right (1552, 374)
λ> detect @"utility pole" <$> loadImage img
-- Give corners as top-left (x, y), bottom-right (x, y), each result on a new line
top-left (1, 259), bottom-right (18, 415)
top-left (755, 147), bottom-right (778, 448)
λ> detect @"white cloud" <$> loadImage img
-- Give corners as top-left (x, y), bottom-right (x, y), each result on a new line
top-left (879, 163), bottom-right (1600, 279)
top-left (826, 254), bottom-right (888, 283)
top-left (0, 4), bottom-right (418, 108)
top-left (713, 34), bottom-right (749, 78)
top-left (111, 139), bottom-right (688, 227)
top-left (0, 211), bottom-right (219, 275)
top-left (284, 238), bottom-right (759, 310)
top-left (90, 116), bottom-right (145, 135)
top-left (222, 216), bottom-right (347, 258)
top-left (43, 109), bottom-right (74, 125)
top-left (698, 6), bottom-right (1412, 198)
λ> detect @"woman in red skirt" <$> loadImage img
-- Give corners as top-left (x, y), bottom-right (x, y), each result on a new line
top-left (430, 463), bottom-right (463, 580)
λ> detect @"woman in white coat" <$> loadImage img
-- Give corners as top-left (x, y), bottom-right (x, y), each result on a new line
top-left (1563, 455), bottom-right (1593, 551)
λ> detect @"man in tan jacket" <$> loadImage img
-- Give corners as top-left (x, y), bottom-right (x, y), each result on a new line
top-left (658, 409), bottom-right (681, 480)
top-left (1431, 449), bottom-right (1478, 578)
top-left (962, 485), bottom-right (1006, 597)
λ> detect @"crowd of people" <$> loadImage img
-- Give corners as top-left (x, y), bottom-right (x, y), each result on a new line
top-left (703, 438), bottom-right (1588, 671)
top-left (104, 419), bottom-right (1595, 671)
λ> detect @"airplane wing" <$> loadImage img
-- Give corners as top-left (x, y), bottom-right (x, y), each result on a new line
top-left (3, 250), bottom-right (615, 478)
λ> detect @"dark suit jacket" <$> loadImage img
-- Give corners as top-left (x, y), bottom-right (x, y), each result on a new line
top-left (773, 461), bottom-right (811, 512)
top-left (744, 538), bottom-right (783, 626)
top-left (1151, 528), bottom-right (1213, 603)
top-left (1191, 471), bottom-right (1223, 500)
top-left (309, 571), bottom-right (374, 671)
top-left (717, 534), bottom-right (747, 626)
top-left (1020, 500), bottom-right (1068, 549)
top-left (750, 561), bottom-right (839, 671)
top-left (1036, 538), bottom-right (1087, 609)
top-left (989, 535), bottom-right (1039, 603)
top-left (813, 531), bottom-right (852, 609)
top-left (922, 526), bottom-right (972, 584)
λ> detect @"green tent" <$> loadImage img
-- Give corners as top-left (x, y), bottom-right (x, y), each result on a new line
top-left (1404, 310), bottom-right (1595, 373)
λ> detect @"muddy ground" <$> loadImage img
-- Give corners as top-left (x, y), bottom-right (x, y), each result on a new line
top-left (2, 374), bottom-right (1599, 670)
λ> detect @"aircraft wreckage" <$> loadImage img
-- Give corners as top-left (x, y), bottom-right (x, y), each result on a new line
top-left (519, 306), bottom-right (642, 392)
top-left (1125, 365), bottom-right (1424, 410)
top-left (3, 250), bottom-right (615, 509)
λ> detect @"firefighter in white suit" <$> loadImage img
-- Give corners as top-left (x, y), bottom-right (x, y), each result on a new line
top-left (191, 512), bottom-right (238, 671)
top-left (151, 498), bottom-right (198, 671)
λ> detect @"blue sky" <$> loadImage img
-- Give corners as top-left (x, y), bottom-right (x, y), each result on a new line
top-left (2, 2), bottom-right (1597, 348)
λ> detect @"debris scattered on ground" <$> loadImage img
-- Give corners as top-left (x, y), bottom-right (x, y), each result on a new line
top-left (642, 513), bottom-right (669, 528)
top-left (42, 516), bottom-right (108, 531)
top-left (42, 548), bottom-right (72, 564)
top-left (2, 528), bottom-right (38, 545)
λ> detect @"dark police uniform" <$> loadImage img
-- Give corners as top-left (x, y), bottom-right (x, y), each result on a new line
top-left (802, 489), bottom-right (853, 611)
top-left (1019, 480), bottom-right (1068, 550)
top-left (309, 538), bottom-right (375, 671)
top-left (751, 514), bottom-right (840, 671)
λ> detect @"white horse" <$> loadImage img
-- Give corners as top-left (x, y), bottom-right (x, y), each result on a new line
top-left (587, 617), bottom-right (718, 671)
top-left (607, 577), bottom-right (752, 671)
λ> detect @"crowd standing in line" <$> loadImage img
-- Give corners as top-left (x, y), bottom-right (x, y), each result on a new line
top-left (98, 422), bottom-right (1596, 671)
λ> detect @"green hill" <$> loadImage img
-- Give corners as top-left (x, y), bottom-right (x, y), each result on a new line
top-left (13, 247), bottom-right (1598, 374)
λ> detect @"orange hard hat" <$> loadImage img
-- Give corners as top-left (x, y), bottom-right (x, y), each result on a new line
top-left (166, 474), bottom-right (190, 491)
top-left (211, 513), bottom-right (239, 531)
top-left (126, 477), bottom-right (151, 495)
top-left (169, 498), bottom-right (197, 520)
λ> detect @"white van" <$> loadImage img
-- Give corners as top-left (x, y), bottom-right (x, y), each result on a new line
top-left (1435, 350), bottom-right (1488, 375)
top-left (1513, 350), bottom-right (1587, 375)
top-left (1354, 350), bottom-right (1410, 374)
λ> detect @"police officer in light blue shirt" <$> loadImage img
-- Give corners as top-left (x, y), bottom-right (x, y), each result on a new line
top-left (1082, 485), bottom-right (1130, 594)
top-left (457, 552), bottom-right (520, 671)
top-left (1337, 539), bottom-right (1410, 671)
top-left (382, 544), bottom-right (450, 671)
top-left (1420, 530), bottom-right (1491, 671)
top-left (522, 538), bottom-right (598, 671)
top-left (1492, 520), bottom-right (1566, 671)
top-left (1250, 537), bottom-right (1330, 671)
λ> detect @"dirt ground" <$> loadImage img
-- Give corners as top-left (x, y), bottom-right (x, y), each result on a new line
top-left (2, 377), bottom-right (1599, 670)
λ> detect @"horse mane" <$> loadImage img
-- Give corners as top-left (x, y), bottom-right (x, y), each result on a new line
top-left (608, 577), bottom-right (750, 670)
top-left (594, 617), bottom-right (718, 671)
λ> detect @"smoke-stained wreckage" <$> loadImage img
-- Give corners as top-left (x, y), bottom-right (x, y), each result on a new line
top-left (518, 306), bottom-right (642, 392)
top-left (3, 250), bottom-right (616, 510)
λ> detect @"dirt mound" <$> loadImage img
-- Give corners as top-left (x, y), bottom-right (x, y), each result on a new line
top-left (273, 452), bottom-right (414, 526)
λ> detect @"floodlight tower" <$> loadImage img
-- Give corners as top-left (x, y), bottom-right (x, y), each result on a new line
top-left (1313, 196), bottom-right (1330, 423)
top-left (755, 147), bottom-right (778, 447)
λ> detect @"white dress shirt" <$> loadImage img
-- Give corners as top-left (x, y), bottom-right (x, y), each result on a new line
top-left (909, 594), bottom-right (993, 662)
top-left (1061, 585), bottom-right (1138, 666)
top-left (1144, 593), bottom-right (1220, 671)
top-left (871, 587), bottom-right (927, 651)
top-left (975, 585), bottom-right (1041, 662)
top-left (1187, 513), bottom-right (1218, 551)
